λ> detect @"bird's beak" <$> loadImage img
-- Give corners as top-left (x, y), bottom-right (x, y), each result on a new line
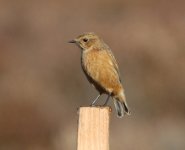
top-left (68, 39), bottom-right (76, 43)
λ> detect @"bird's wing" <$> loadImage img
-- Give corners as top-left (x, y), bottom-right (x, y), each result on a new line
top-left (105, 48), bottom-right (122, 82)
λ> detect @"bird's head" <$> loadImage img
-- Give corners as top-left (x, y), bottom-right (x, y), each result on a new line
top-left (69, 32), bottom-right (104, 51)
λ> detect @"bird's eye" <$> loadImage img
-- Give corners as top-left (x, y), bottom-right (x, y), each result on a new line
top-left (83, 38), bottom-right (88, 42)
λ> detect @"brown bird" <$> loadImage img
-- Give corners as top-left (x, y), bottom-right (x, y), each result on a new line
top-left (69, 32), bottom-right (130, 118)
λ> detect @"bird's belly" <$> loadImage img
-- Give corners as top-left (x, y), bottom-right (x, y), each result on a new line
top-left (81, 51), bottom-right (122, 95)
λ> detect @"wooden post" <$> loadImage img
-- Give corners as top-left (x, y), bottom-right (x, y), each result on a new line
top-left (77, 107), bottom-right (110, 150)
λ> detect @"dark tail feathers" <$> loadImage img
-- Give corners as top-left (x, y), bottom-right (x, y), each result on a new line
top-left (114, 99), bottom-right (130, 118)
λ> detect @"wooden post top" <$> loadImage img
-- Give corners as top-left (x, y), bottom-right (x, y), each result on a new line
top-left (77, 106), bottom-right (111, 150)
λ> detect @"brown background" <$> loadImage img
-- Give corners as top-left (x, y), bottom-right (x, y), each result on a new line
top-left (0, 0), bottom-right (185, 150)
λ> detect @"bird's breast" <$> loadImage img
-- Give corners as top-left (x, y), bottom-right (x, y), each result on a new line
top-left (81, 50), bottom-right (100, 80)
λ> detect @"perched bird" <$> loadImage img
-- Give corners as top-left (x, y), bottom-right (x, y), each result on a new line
top-left (69, 32), bottom-right (130, 118)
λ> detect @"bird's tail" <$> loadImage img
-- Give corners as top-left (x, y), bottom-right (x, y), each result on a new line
top-left (113, 92), bottom-right (130, 118)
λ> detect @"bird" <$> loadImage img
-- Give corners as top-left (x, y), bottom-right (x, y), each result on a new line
top-left (69, 32), bottom-right (130, 118)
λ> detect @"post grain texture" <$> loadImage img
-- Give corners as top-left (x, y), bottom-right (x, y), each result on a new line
top-left (77, 107), bottom-right (110, 150)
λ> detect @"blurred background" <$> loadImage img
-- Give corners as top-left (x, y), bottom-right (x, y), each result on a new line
top-left (0, 0), bottom-right (185, 150)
